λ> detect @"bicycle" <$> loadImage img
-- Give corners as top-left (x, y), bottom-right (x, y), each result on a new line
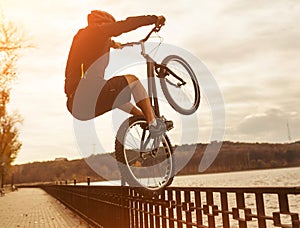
top-left (115, 22), bottom-right (201, 197)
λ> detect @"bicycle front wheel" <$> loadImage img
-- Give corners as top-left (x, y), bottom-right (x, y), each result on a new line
top-left (160, 55), bottom-right (200, 115)
top-left (115, 115), bottom-right (174, 196)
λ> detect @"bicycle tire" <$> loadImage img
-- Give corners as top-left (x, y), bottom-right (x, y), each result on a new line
top-left (115, 115), bottom-right (174, 197)
top-left (160, 55), bottom-right (200, 115)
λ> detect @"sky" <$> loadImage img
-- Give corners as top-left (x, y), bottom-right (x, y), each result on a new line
top-left (1, 0), bottom-right (299, 164)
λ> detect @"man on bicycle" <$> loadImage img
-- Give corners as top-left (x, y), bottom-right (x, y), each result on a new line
top-left (65, 10), bottom-right (170, 135)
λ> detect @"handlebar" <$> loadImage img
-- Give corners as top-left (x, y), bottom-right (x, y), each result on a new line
top-left (120, 23), bottom-right (164, 48)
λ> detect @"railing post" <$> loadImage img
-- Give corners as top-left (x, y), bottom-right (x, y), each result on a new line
top-left (121, 187), bottom-right (130, 228)
top-left (167, 190), bottom-right (175, 228)
top-left (278, 193), bottom-right (289, 213)
top-left (236, 192), bottom-right (247, 228)
top-left (195, 190), bottom-right (203, 226)
top-left (175, 190), bottom-right (183, 228)
top-left (139, 196), bottom-right (144, 228)
top-left (161, 192), bottom-right (167, 228)
top-left (206, 191), bottom-right (216, 228)
top-left (221, 192), bottom-right (230, 228)
top-left (149, 198), bottom-right (154, 228)
top-left (255, 193), bottom-right (267, 228)
top-left (134, 191), bottom-right (139, 228)
top-left (184, 190), bottom-right (193, 228)
top-left (143, 200), bottom-right (149, 228)
top-left (155, 198), bottom-right (160, 228)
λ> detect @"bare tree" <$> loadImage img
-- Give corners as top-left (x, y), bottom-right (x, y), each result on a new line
top-left (0, 13), bottom-right (30, 188)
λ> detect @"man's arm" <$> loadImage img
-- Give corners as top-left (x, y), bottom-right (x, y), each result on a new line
top-left (99, 15), bottom-right (159, 37)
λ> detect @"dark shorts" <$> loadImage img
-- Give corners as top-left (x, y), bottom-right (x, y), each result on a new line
top-left (67, 75), bottom-right (131, 120)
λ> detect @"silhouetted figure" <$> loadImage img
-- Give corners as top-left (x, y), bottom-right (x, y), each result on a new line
top-left (65, 10), bottom-right (167, 135)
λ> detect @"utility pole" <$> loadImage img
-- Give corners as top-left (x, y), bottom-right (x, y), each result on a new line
top-left (286, 120), bottom-right (292, 142)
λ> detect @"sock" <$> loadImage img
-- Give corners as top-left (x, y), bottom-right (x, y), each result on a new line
top-left (149, 118), bottom-right (157, 127)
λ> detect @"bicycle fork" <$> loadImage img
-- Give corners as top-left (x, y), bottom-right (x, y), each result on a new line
top-left (139, 126), bottom-right (160, 159)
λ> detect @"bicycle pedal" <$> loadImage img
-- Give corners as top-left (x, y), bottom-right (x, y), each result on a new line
top-left (165, 120), bottom-right (174, 131)
top-left (159, 116), bottom-right (174, 131)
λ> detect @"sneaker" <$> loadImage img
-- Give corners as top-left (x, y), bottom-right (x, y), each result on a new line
top-left (149, 118), bottom-right (173, 138)
top-left (149, 121), bottom-right (166, 138)
top-left (158, 116), bottom-right (174, 131)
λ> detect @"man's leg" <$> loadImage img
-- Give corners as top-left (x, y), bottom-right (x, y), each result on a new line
top-left (118, 102), bottom-right (143, 116)
top-left (123, 74), bottom-right (173, 140)
top-left (124, 74), bottom-right (156, 124)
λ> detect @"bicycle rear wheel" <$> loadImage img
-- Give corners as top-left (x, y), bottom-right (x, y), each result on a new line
top-left (160, 55), bottom-right (200, 115)
top-left (115, 115), bottom-right (174, 197)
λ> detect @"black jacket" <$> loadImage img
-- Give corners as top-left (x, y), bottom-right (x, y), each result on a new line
top-left (64, 15), bottom-right (157, 96)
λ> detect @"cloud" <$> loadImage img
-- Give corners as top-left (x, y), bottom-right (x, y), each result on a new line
top-left (178, 1), bottom-right (300, 144)
top-left (183, 0), bottom-right (300, 74)
top-left (230, 108), bottom-right (300, 142)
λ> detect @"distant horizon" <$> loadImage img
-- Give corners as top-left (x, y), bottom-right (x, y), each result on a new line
top-left (13, 139), bottom-right (300, 165)
top-left (11, 141), bottom-right (300, 188)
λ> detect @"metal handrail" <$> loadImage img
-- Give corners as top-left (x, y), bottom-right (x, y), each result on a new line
top-left (41, 185), bottom-right (300, 228)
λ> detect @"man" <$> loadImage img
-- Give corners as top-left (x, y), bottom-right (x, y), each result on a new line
top-left (65, 10), bottom-right (169, 135)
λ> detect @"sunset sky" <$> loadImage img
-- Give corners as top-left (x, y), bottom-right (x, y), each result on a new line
top-left (1, 0), bottom-right (299, 164)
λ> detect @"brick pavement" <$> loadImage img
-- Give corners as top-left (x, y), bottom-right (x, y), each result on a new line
top-left (0, 188), bottom-right (90, 227)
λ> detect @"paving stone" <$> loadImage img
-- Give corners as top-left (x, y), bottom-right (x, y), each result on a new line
top-left (0, 188), bottom-right (91, 227)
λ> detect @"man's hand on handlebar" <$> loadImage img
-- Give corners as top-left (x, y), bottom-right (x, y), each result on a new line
top-left (117, 17), bottom-right (166, 48)
top-left (156, 16), bottom-right (166, 28)
top-left (111, 40), bottom-right (123, 49)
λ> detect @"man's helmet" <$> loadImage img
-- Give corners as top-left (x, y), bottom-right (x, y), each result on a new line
top-left (88, 10), bottom-right (116, 25)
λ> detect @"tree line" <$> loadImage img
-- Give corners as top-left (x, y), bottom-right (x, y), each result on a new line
top-left (9, 141), bottom-right (300, 185)
top-left (177, 141), bottom-right (300, 175)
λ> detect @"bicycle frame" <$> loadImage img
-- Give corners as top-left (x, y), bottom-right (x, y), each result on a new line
top-left (144, 51), bottom-right (161, 117)
top-left (121, 25), bottom-right (188, 118)
top-left (143, 48), bottom-right (188, 118)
